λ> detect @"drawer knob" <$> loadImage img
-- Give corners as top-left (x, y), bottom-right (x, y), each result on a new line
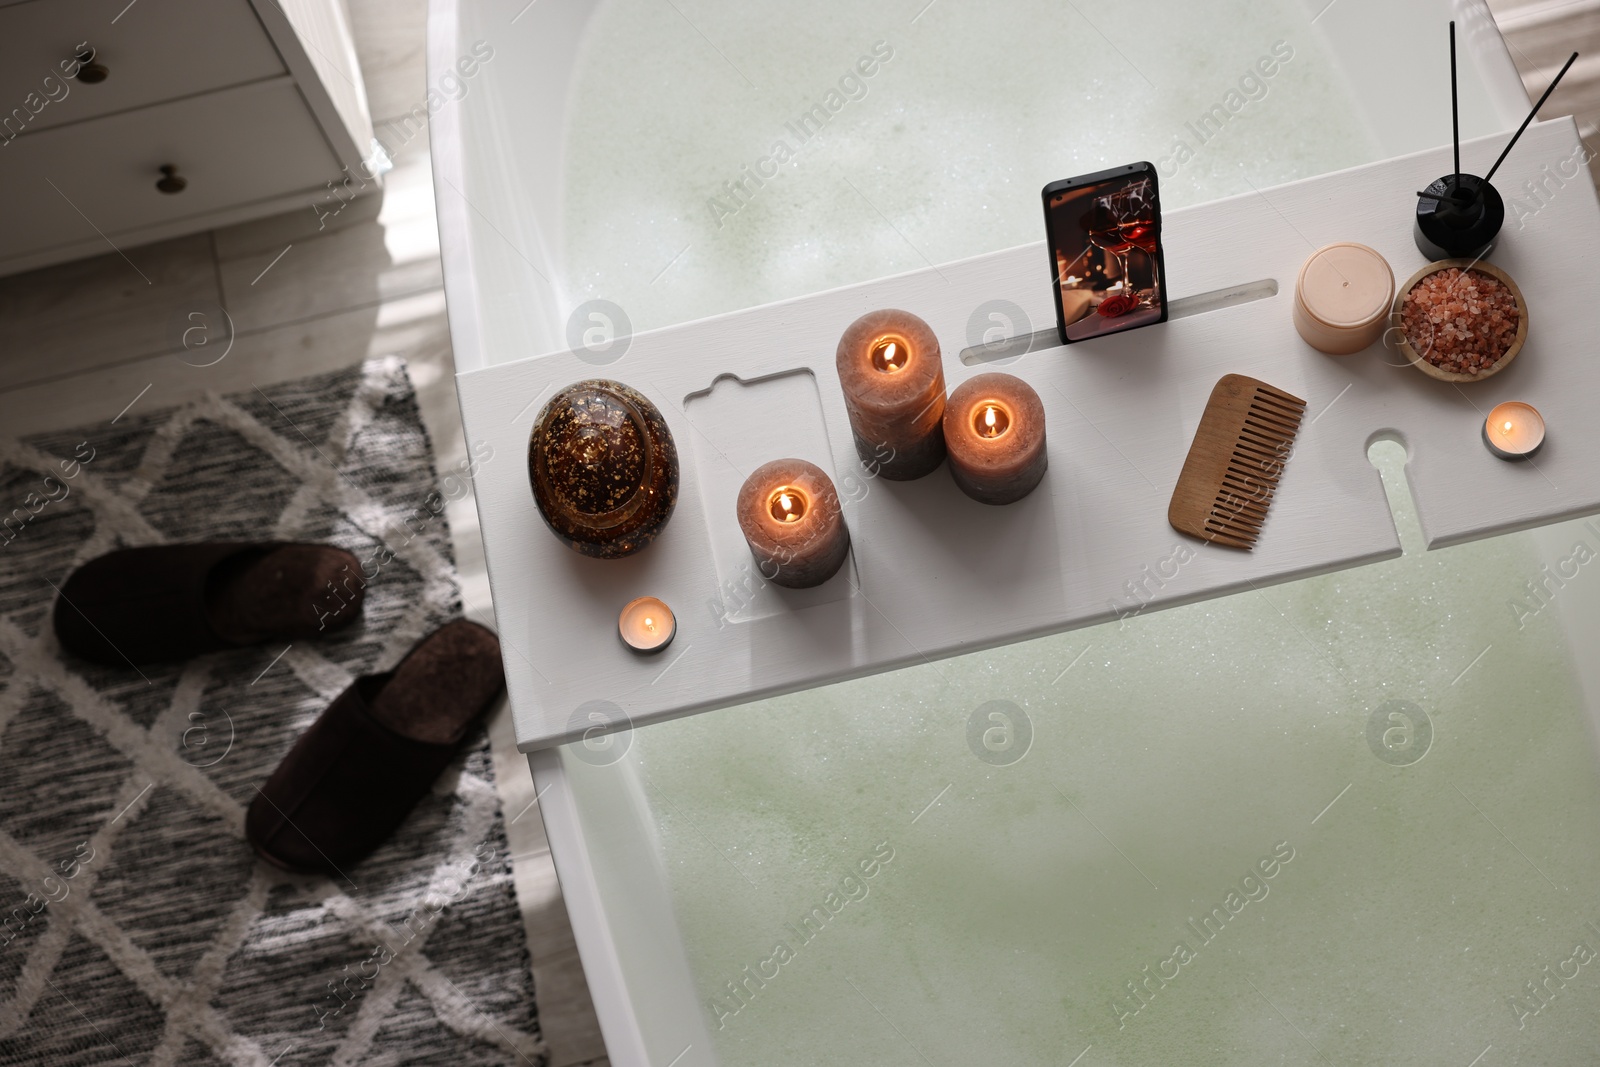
top-left (74, 46), bottom-right (109, 84)
top-left (156, 165), bottom-right (187, 195)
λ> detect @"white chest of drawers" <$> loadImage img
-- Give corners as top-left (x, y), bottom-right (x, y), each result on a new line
top-left (0, 0), bottom-right (374, 277)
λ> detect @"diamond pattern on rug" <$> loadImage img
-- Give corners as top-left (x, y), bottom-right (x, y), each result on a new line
top-left (89, 787), bottom-right (254, 983)
top-left (0, 358), bottom-right (544, 1066)
top-left (142, 423), bottom-right (305, 544)
top-left (0, 689), bottom-right (130, 857)
top-left (24, 934), bottom-right (166, 1065)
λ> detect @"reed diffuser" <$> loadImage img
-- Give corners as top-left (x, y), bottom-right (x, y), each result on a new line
top-left (1414, 21), bottom-right (1577, 261)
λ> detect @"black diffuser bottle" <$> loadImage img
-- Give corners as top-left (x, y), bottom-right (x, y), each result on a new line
top-left (1415, 174), bottom-right (1504, 260)
top-left (1414, 22), bottom-right (1576, 261)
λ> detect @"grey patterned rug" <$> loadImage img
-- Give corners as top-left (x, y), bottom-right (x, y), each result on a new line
top-left (0, 358), bottom-right (544, 1066)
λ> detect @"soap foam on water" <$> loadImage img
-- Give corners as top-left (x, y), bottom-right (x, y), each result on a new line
top-left (623, 445), bottom-right (1600, 1065)
top-left (560, 0), bottom-right (1376, 332)
top-left (559, 5), bottom-right (1600, 1064)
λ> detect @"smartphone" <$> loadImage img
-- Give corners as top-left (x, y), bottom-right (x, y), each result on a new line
top-left (1042, 162), bottom-right (1168, 345)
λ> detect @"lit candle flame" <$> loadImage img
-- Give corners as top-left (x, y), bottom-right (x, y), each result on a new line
top-left (1502, 421), bottom-right (1513, 434)
top-left (870, 337), bottom-right (909, 373)
top-left (769, 487), bottom-right (807, 523)
top-left (643, 616), bottom-right (655, 632)
top-left (973, 401), bottom-right (1010, 439)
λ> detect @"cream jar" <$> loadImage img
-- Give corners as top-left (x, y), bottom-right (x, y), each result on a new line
top-left (1293, 242), bottom-right (1394, 355)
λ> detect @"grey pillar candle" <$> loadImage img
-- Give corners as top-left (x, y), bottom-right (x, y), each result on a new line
top-left (736, 459), bottom-right (850, 588)
top-left (835, 309), bottom-right (947, 480)
top-left (942, 372), bottom-right (1047, 504)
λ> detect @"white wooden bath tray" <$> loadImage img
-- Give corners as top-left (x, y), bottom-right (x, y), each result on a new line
top-left (457, 119), bottom-right (1600, 751)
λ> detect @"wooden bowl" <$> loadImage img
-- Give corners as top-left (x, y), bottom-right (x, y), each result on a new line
top-left (1389, 259), bottom-right (1528, 383)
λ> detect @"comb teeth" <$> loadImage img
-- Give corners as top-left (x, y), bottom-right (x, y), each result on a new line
top-left (1168, 374), bottom-right (1306, 551)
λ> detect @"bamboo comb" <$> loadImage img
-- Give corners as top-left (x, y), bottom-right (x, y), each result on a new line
top-left (1168, 374), bottom-right (1306, 550)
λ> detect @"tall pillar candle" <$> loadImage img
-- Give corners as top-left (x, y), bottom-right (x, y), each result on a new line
top-left (942, 373), bottom-right (1047, 504)
top-left (736, 459), bottom-right (850, 588)
top-left (835, 309), bottom-right (946, 480)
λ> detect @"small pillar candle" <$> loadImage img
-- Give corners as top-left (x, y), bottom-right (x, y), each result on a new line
top-left (618, 596), bottom-right (675, 653)
top-left (835, 309), bottom-right (947, 480)
top-left (1482, 401), bottom-right (1545, 460)
top-left (942, 373), bottom-right (1048, 504)
top-left (736, 459), bottom-right (850, 588)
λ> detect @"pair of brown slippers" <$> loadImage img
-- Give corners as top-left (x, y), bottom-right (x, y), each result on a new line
top-left (51, 542), bottom-right (505, 877)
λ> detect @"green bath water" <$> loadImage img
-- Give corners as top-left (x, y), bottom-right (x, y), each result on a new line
top-left (560, 0), bottom-right (1377, 332)
top-left (624, 445), bottom-right (1600, 1065)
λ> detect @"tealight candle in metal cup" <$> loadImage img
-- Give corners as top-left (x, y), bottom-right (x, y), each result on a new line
top-left (1482, 401), bottom-right (1545, 460)
top-left (618, 596), bottom-right (675, 653)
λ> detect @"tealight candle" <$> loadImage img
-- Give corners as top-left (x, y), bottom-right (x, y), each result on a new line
top-left (618, 596), bottom-right (675, 653)
top-left (736, 459), bottom-right (850, 588)
top-left (835, 309), bottom-right (947, 480)
top-left (1482, 401), bottom-right (1545, 460)
top-left (942, 373), bottom-right (1047, 504)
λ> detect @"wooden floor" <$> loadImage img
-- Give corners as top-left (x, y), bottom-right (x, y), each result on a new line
top-left (0, 3), bottom-right (1591, 1066)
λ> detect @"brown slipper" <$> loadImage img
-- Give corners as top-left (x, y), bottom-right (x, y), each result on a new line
top-left (246, 619), bottom-right (505, 876)
top-left (52, 542), bottom-right (365, 666)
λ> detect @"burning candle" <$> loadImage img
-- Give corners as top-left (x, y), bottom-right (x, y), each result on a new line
top-left (835, 309), bottom-right (947, 480)
top-left (942, 372), bottom-right (1047, 504)
top-left (618, 596), bottom-right (675, 653)
top-left (736, 459), bottom-right (850, 588)
top-left (1482, 401), bottom-right (1545, 460)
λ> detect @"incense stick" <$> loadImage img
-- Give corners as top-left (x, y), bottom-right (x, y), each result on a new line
top-left (1485, 50), bottom-right (1580, 183)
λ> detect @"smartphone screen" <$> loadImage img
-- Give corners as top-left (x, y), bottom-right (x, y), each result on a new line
top-left (1042, 163), bottom-right (1168, 345)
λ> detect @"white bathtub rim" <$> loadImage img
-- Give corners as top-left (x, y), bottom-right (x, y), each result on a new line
top-left (526, 746), bottom-right (660, 1067)
top-left (431, 5), bottom-right (697, 1063)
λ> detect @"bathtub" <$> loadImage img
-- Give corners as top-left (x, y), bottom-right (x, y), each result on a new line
top-left (427, 3), bottom-right (1600, 1065)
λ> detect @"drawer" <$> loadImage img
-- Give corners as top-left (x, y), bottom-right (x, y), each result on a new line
top-left (0, 0), bottom-right (284, 138)
top-left (0, 79), bottom-right (342, 259)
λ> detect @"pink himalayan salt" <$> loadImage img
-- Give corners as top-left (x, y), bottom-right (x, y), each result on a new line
top-left (1400, 267), bottom-right (1520, 376)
